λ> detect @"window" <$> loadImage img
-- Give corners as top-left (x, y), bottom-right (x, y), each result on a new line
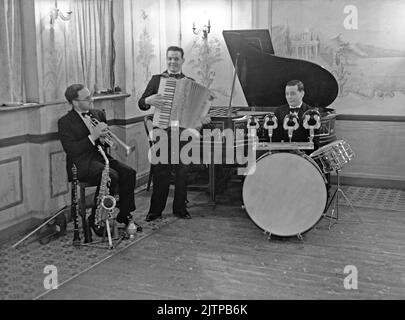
top-left (35, 0), bottom-right (113, 102)
top-left (0, 0), bottom-right (24, 104)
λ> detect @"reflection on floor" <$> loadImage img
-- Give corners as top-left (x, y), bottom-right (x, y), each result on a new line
top-left (0, 184), bottom-right (404, 300)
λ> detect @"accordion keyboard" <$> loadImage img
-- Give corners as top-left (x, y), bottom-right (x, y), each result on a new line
top-left (153, 78), bottom-right (177, 128)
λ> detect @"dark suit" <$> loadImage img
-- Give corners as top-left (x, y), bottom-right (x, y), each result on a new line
top-left (273, 102), bottom-right (320, 152)
top-left (58, 108), bottom-right (136, 222)
top-left (139, 71), bottom-right (193, 216)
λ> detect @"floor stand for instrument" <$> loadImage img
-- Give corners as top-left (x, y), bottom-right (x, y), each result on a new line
top-left (75, 211), bottom-right (126, 250)
top-left (323, 170), bottom-right (357, 229)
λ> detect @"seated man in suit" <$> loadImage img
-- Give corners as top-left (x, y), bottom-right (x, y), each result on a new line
top-left (58, 84), bottom-right (142, 236)
top-left (273, 79), bottom-right (320, 152)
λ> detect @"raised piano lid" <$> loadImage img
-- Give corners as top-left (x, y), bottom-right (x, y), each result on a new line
top-left (222, 29), bottom-right (339, 108)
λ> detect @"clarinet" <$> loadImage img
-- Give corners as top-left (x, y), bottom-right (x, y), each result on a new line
top-left (71, 165), bottom-right (81, 245)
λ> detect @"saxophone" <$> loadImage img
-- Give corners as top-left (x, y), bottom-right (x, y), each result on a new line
top-left (95, 146), bottom-right (117, 227)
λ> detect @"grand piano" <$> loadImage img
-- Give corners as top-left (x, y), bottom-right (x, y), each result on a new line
top-left (208, 29), bottom-right (338, 147)
top-left (203, 29), bottom-right (339, 202)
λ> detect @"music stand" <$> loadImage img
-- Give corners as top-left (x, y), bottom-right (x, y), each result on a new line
top-left (323, 169), bottom-right (357, 229)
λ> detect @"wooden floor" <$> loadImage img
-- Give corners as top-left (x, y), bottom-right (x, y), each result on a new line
top-left (40, 185), bottom-right (405, 300)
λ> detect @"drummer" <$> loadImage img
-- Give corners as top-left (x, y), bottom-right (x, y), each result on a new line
top-left (273, 79), bottom-right (320, 154)
top-left (273, 79), bottom-right (332, 197)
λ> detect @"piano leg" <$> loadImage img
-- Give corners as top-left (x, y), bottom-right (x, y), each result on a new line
top-left (186, 163), bottom-right (216, 210)
top-left (185, 148), bottom-right (216, 209)
top-left (209, 163), bottom-right (215, 203)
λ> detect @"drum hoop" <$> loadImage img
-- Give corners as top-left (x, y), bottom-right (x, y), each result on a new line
top-left (301, 153), bottom-right (327, 183)
top-left (310, 139), bottom-right (346, 157)
top-left (257, 151), bottom-right (326, 182)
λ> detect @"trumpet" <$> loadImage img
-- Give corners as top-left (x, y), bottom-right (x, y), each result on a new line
top-left (89, 117), bottom-right (135, 156)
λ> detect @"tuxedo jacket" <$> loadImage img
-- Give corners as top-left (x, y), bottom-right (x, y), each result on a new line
top-left (138, 71), bottom-right (194, 111)
top-left (273, 102), bottom-right (319, 149)
top-left (58, 108), bottom-right (111, 182)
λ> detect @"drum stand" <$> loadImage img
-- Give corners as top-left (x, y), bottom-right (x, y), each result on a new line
top-left (323, 169), bottom-right (357, 229)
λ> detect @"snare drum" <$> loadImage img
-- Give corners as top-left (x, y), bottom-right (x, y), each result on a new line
top-left (242, 152), bottom-right (327, 237)
top-left (309, 139), bottom-right (354, 173)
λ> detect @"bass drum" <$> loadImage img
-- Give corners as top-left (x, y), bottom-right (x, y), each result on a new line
top-left (242, 152), bottom-right (327, 237)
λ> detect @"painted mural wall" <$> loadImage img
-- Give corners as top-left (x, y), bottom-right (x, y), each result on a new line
top-left (271, 0), bottom-right (405, 115)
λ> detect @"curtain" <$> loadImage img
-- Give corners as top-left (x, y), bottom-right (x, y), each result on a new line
top-left (0, 0), bottom-right (23, 103)
top-left (36, 0), bottom-right (112, 102)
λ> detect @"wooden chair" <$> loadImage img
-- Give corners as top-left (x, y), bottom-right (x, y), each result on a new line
top-left (78, 181), bottom-right (97, 217)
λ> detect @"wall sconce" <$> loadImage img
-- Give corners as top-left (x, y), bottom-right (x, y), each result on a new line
top-left (192, 20), bottom-right (211, 39)
top-left (49, 1), bottom-right (72, 25)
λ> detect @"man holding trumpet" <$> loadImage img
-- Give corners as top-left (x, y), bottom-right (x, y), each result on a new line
top-left (58, 84), bottom-right (142, 237)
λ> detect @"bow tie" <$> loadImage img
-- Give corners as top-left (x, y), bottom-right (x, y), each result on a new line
top-left (168, 73), bottom-right (182, 79)
top-left (289, 108), bottom-right (300, 113)
top-left (81, 112), bottom-right (91, 117)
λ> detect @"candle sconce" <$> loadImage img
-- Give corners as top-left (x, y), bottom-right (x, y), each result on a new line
top-left (49, 0), bottom-right (72, 25)
top-left (192, 20), bottom-right (211, 39)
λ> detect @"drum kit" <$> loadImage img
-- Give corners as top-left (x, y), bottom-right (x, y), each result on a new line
top-left (241, 111), bottom-right (356, 240)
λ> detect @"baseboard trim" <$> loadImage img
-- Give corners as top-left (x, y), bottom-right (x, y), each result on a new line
top-left (330, 174), bottom-right (405, 190)
top-left (136, 171), bottom-right (150, 188)
top-left (336, 114), bottom-right (405, 122)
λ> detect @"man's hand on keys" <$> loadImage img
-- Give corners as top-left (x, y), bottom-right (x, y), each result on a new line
top-left (145, 94), bottom-right (166, 109)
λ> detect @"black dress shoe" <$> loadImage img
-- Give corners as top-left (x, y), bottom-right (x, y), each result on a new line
top-left (173, 211), bottom-right (192, 219)
top-left (133, 222), bottom-right (143, 232)
top-left (145, 213), bottom-right (162, 222)
top-left (116, 215), bottom-right (131, 226)
top-left (88, 216), bottom-right (105, 237)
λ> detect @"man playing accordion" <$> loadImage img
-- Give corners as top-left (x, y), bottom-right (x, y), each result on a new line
top-left (138, 46), bottom-right (197, 221)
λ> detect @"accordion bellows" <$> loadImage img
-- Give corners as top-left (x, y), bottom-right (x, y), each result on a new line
top-left (153, 77), bottom-right (211, 129)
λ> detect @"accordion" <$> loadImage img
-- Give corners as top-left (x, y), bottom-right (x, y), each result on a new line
top-left (152, 77), bottom-right (211, 129)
